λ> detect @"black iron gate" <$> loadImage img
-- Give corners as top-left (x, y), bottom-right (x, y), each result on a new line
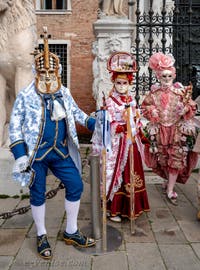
top-left (174, 0), bottom-right (200, 100)
top-left (130, 0), bottom-right (200, 103)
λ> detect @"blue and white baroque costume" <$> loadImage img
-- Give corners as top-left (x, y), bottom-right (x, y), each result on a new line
top-left (9, 81), bottom-right (95, 189)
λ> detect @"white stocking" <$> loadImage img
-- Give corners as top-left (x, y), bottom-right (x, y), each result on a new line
top-left (31, 203), bottom-right (47, 236)
top-left (167, 173), bottom-right (178, 195)
top-left (65, 199), bottom-right (80, 234)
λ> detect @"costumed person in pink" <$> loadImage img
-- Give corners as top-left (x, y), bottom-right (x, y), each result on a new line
top-left (141, 52), bottom-right (198, 205)
top-left (92, 52), bottom-right (150, 222)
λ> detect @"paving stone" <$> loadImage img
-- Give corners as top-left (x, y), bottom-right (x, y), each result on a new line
top-left (45, 218), bottom-right (64, 238)
top-left (1, 198), bottom-right (32, 229)
top-left (107, 216), bottom-right (122, 230)
top-left (0, 198), bottom-right (21, 226)
top-left (79, 202), bottom-right (92, 220)
top-left (191, 172), bottom-right (199, 182)
top-left (177, 220), bottom-right (200, 242)
top-left (145, 175), bottom-right (165, 184)
top-left (9, 238), bottom-right (54, 270)
top-left (2, 210), bottom-right (33, 229)
top-left (0, 229), bottom-right (27, 255)
top-left (92, 251), bottom-right (128, 270)
top-left (177, 180), bottom-right (199, 208)
top-left (191, 243), bottom-right (200, 260)
top-left (169, 201), bottom-right (197, 221)
top-left (83, 223), bottom-right (123, 255)
top-left (1, 173), bottom-right (200, 270)
top-left (0, 256), bottom-right (14, 270)
top-left (50, 240), bottom-right (91, 270)
top-left (46, 199), bottom-right (65, 220)
top-left (0, 198), bottom-right (21, 212)
top-left (148, 207), bottom-right (187, 244)
top-left (148, 207), bottom-right (175, 231)
top-left (123, 214), bottom-right (155, 243)
top-left (146, 184), bottom-right (166, 208)
top-left (126, 243), bottom-right (165, 270)
top-left (159, 244), bottom-right (200, 270)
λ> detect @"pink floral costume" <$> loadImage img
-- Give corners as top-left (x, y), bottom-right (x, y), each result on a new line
top-left (141, 76), bottom-right (198, 184)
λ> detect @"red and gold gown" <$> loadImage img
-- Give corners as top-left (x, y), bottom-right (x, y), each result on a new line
top-left (92, 90), bottom-right (150, 219)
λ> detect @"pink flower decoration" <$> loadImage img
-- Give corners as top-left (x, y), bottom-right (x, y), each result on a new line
top-left (173, 82), bottom-right (183, 88)
top-left (149, 52), bottom-right (175, 72)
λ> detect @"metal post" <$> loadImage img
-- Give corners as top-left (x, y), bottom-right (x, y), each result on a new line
top-left (89, 154), bottom-right (102, 240)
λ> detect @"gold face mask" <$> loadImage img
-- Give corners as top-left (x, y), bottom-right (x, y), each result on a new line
top-left (34, 27), bottom-right (61, 94)
top-left (35, 66), bottom-right (61, 94)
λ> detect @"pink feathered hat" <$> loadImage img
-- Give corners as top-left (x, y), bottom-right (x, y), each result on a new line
top-left (149, 52), bottom-right (176, 78)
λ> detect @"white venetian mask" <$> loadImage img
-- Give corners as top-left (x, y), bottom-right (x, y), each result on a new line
top-left (159, 70), bottom-right (174, 87)
top-left (114, 78), bottom-right (130, 94)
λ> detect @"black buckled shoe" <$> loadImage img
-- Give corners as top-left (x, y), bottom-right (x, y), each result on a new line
top-left (63, 230), bottom-right (96, 248)
top-left (37, 234), bottom-right (52, 259)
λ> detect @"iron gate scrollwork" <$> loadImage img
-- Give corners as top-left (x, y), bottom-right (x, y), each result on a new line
top-left (173, 0), bottom-right (200, 100)
top-left (130, 0), bottom-right (200, 104)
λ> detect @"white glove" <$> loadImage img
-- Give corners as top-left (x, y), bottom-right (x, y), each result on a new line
top-left (13, 155), bottom-right (29, 173)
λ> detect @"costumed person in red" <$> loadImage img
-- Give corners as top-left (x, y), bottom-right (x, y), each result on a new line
top-left (92, 52), bottom-right (150, 222)
top-left (141, 52), bottom-right (198, 205)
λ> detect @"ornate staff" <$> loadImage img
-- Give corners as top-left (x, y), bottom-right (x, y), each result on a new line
top-left (125, 98), bottom-right (136, 235)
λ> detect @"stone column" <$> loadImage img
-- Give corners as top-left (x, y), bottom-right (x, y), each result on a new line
top-left (92, 16), bottom-right (134, 109)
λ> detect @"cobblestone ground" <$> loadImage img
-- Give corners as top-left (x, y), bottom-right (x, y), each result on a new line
top-left (0, 146), bottom-right (200, 270)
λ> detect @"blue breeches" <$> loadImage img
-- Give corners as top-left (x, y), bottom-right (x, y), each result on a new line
top-left (30, 150), bottom-right (83, 206)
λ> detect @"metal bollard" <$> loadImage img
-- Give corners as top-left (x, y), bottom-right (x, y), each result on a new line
top-left (89, 154), bottom-right (102, 240)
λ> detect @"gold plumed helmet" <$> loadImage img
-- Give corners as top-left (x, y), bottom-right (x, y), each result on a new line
top-left (34, 26), bottom-right (61, 94)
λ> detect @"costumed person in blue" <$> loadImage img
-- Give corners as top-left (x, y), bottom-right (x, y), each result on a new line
top-left (9, 28), bottom-right (96, 259)
top-left (92, 52), bottom-right (150, 223)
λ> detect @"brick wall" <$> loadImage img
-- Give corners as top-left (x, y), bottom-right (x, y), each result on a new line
top-left (36, 1), bottom-right (129, 140)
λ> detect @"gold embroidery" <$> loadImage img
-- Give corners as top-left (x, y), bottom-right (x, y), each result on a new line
top-left (124, 173), bottom-right (143, 193)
